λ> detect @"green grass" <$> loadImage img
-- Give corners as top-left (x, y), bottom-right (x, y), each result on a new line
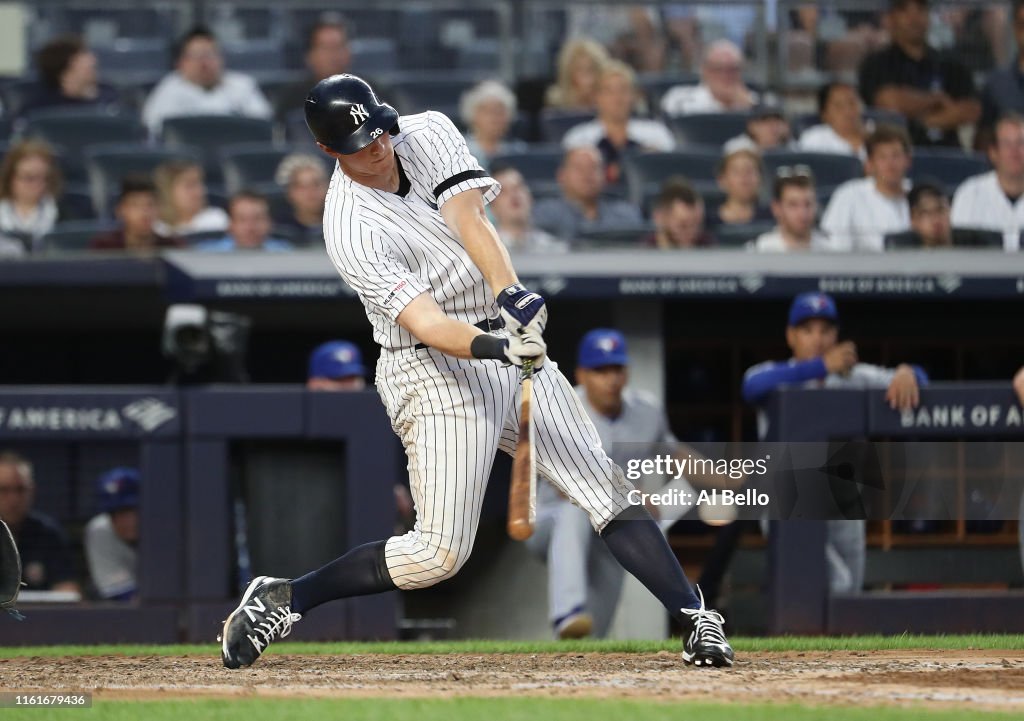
top-left (5, 698), bottom-right (1023, 721)
top-left (0, 634), bottom-right (1022, 659)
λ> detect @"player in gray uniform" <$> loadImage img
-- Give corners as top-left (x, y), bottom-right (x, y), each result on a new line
top-left (742, 292), bottom-right (928, 592)
top-left (219, 74), bottom-right (734, 669)
top-left (528, 329), bottom-right (682, 638)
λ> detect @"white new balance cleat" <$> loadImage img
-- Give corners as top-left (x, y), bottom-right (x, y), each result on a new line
top-left (680, 585), bottom-right (734, 668)
top-left (219, 576), bottom-right (301, 669)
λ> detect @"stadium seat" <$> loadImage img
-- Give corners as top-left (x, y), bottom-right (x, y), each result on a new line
top-left (0, 78), bottom-right (41, 119)
top-left (41, 220), bottom-right (119, 253)
top-left (256, 70), bottom-right (308, 112)
top-left (490, 149), bottom-right (563, 197)
top-left (349, 38), bottom-right (400, 75)
top-left (221, 40), bottom-right (286, 74)
top-left (667, 113), bottom-right (750, 148)
top-left (285, 107), bottom-right (316, 146)
top-left (220, 143), bottom-right (334, 195)
top-left (714, 221), bottom-right (775, 248)
top-left (92, 39), bottom-right (171, 86)
top-left (911, 150), bottom-right (990, 187)
top-left (85, 143), bottom-right (201, 218)
top-left (539, 109), bottom-right (595, 143)
top-left (457, 39), bottom-right (502, 72)
top-left (637, 73), bottom-right (698, 115)
top-left (387, 73), bottom-right (484, 117)
top-left (761, 151), bottom-right (864, 189)
top-left (575, 225), bottom-right (654, 248)
top-left (24, 107), bottom-right (146, 153)
top-left (62, 8), bottom-right (170, 41)
top-left (162, 116), bottom-right (276, 185)
top-left (884, 229), bottom-right (1004, 249)
top-left (162, 116), bottom-right (275, 152)
top-left (621, 151), bottom-right (722, 209)
top-left (59, 183), bottom-right (98, 221)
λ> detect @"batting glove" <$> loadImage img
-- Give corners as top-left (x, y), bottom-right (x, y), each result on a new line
top-left (497, 283), bottom-right (547, 336)
top-left (504, 326), bottom-right (546, 369)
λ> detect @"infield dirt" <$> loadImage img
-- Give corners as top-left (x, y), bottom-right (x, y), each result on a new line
top-left (2, 650), bottom-right (1023, 711)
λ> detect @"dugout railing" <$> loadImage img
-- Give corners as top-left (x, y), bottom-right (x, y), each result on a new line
top-left (764, 384), bottom-right (1024, 635)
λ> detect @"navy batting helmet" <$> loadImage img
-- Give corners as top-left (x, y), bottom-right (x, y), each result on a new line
top-left (304, 74), bottom-right (399, 155)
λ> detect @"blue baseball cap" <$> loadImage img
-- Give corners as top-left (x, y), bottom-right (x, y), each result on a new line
top-left (788, 292), bottom-right (839, 327)
top-left (97, 467), bottom-right (140, 513)
top-left (308, 340), bottom-right (366, 380)
top-left (577, 329), bottom-right (629, 369)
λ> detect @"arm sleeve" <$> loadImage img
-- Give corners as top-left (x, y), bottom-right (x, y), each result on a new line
top-left (741, 358), bottom-right (829, 405)
top-left (423, 111), bottom-right (500, 208)
top-left (324, 218), bottom-right (431, 325)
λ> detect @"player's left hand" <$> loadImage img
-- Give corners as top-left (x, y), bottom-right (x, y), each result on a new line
top-left (497, 283), bottom-right (547, 336)
top-left (505, 326), bottom-right (547, 369)
top-left (886, 364), bottom-right (920, 411)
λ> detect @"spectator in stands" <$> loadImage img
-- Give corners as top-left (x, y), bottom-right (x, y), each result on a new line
top-left (711, 148), bottom-right (772, 228)
top-left (660, 40), bottom-right (759, 116)
top-left (0, 451), bottom-right (80, 594)
top-left (821, 125), bottom-right (912, 250)
top-left (0, 139), bottom-right (63, 254)
top-left (19, 35), bottom-right (119, 118)
top-left (565, 6), bottom-right (666, 73)
top-left (545, 38), bottom-right (610, 111)
top-left (274, 154), bottom-right (328, 246)
top-left (142, 26), bottom-right (273, 136)
top-left (461, 80), bottom-right (527, 168)
top-left (978, 2), bottom-right (1024, 147)
top-left (647, 178), bottom-right (715, 248)
top-left (741, 293), bottom-right (928, 593)
top-left (799, 82), bottom-right (868, 159)
top-left (888, 181), bottom-right (1004, 248)
top-left (750, 170), bottom-right (839, 251)
top-left (153, 160), bottom-right (229, 238)
top-left (488, 164), bottom-right (567, 252)
top-left (563, 61), bottom-right (675, 184)
top-left (723, 103), bottom-right (794, 154)
top-left (195, 191), bottom-right (293, 252)
top-left (275, 17), bottom-right (352, 122)
top-left (90, 177), bottom-right (184, 252)
top-left (533, 146), bottom-right (643, 242)
top-left (307, 340), bottom-right (366, 391)
top-left (951, 113), bottom-right (1024, 251)
top-left (84, 468), bottom-right (139, 601)
top-left (858, 0), bottom-right (980, 148)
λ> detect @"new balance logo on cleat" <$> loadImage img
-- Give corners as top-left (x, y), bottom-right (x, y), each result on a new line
top-left (681, 585), bottom-right (735, 668)
top-left (220, 576), bottom-right (301, 669)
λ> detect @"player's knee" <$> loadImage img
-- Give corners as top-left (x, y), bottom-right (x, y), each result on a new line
top-left (396, 535), bottom-right (472, 589)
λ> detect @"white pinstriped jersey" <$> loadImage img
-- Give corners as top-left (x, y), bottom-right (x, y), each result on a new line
top-left (323, 111), bottom-right (501, 350)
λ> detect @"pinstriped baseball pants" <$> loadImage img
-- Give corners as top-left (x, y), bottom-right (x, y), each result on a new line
top-left (375, 347), bottom-right (636, 590)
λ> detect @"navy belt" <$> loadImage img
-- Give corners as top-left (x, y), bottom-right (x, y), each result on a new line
top-left (414, 316), bottom-right (505, 351)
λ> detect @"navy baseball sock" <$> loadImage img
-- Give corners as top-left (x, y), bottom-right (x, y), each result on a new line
top-left (290, 540), bottom-right (396, 615)
top-left (601, 505), bottom-right (701, 619)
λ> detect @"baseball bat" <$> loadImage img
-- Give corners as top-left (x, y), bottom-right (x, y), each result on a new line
top-left (508, 358), bottom-right (536, 541)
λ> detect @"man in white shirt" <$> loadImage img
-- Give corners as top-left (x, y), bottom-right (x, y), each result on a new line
top-left (143, 27), bottom-right (273, 136)
top-left (750, 170), bottom-right (839, 251)
top-left (563, 61), bottom-right (674, 185)
top-left (660, 40), bottom-right (759, 117)
top-left (799, 82), bottom-right (868, 159)
top-left (950, 113), bottom-right (1024, 251)
top-left (821, 125), bottom-right (912, 250)
top-left (488, 164), bottom-right (568, 253)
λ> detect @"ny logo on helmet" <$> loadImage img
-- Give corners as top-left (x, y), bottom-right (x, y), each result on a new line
top-left (350, 104), bottom-right (369, 123)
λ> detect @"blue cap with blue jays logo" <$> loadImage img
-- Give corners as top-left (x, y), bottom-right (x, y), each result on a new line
top-left (308, 340), bottom-right (366, 380)
top-left (577, 329), bottom-right (629, 369)
top-left (97, 467), bottom-right (140, 513)
top-left (788, 292), bottom-right (839, 327)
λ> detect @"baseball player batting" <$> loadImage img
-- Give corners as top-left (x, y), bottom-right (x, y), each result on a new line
top-left (219, 74), bottom-right (733, 669)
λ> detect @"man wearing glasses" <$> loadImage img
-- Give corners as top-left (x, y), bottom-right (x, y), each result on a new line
top-left (660, 40), bottom-right (759, 116)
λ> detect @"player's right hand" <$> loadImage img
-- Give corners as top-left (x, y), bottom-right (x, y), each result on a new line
top-left (823, 341), bottom-right (857, 375)
top-left (504, 327), bottom-right (546, 369)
